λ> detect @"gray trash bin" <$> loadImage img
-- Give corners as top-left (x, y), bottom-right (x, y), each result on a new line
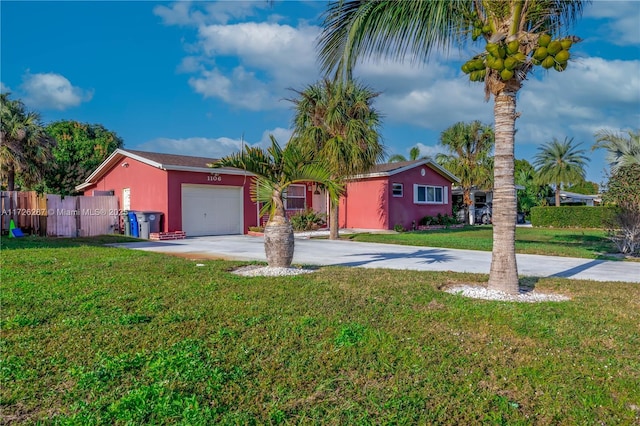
top-left (123, 211), bottom-right (131, 236)
top-left (143, 212), bottom-right (163, 233)
top-left (139, 221), bottom-right (150, 240)
top-left (135, 211), bottom-right (163, 238)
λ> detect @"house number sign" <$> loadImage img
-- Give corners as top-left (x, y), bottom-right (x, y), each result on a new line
top-left (207, 174), bottom-right (222, 182)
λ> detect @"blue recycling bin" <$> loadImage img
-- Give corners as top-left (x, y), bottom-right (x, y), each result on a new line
top-left (128, 211), bottom-right (139, 237)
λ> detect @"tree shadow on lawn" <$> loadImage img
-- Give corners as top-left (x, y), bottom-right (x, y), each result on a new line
top-left (332, 248), bottom-right (456, 268)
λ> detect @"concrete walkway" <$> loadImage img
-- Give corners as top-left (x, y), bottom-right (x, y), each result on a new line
top-left (113, 235), bottom-right (640, 283)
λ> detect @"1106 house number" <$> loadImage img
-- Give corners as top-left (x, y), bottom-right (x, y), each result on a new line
top-left (207, 174), bottom-right (222, 182)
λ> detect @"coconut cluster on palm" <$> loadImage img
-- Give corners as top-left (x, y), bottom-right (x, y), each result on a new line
top-left (211, 135), bottom-right (342, 268)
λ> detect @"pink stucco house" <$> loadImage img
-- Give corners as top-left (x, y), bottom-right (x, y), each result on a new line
top-left (337, 160), bottom-right (459, 230)
top-left (78, 150), bottom-right (458, 236)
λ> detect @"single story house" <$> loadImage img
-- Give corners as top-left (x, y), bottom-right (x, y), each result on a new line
top-left (78, 150), bottom-right (458, 236)
top-left (78, 149), bottom-right (256, 236)
top-left (338, 160), bottom-right (459, 230)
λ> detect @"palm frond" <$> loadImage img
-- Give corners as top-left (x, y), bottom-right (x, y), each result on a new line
top-left (318, 0), bottom-right (467, 79)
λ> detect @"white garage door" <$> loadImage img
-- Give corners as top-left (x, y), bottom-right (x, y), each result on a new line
top-left (181, 185), bottom-right (243, 236)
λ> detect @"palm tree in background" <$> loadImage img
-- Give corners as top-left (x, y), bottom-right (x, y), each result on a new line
top-left (0, 93), bottom-right (55, 190)
top-left (388, 146), bottom-right (427, 163)
top-left (289, 78), bottom-right (384, 240)
top-left (593, 129), bottom-right (640, 173)
top-left (317, 0), bottom-right (586, 294)
top-left (534, 137), bottom-right (589, 207)
top-left (211, 135), bottom-right (342, 268)
top-left (436, 121), bottom-right (494, 224)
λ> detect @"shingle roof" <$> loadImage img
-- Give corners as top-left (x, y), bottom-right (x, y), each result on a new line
top-left (126, 150), bottom-right (219, 168)
top-left (349, 159), bottom-right (459, 183)
top-left (368, 160), bottom-right (424, 174)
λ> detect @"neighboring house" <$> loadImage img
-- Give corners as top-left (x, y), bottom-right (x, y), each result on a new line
top-left (337, 160), bottom-right (459, 230)
top-left (451, 185), bottom-right (525, 224)
top-left (552, 190), bottom-right (601, 206)
top-left (76, 149), bottom-right (313, 236)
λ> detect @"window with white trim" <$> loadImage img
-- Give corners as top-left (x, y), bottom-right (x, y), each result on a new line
top-left (284, 184), bottom-right (306, 210)
top-left (392, 183), bottom-right (403, 197)
top-left (413, 184), bottom-right (448, 204)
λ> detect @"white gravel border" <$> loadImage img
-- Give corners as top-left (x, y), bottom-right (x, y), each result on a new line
top-left (232, 265), bottom-right (316, 277)
top-left (445, 285), bottom-right (570, 303)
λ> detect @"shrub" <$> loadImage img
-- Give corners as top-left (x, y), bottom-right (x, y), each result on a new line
top-left (419, 214), bottom-right (458, 227)
top-left (393, 223), bottom-right (405, 232)
top-left (530, 206), bottom-right (616, 228)
top-left (419, 215), bottom-right (436, 226)
top-left (248, 226), bottom-right (264, 233)
top-left (602, 164), bottom-right (640, 255)
top-left (289, 209), bottom-right (326, 232)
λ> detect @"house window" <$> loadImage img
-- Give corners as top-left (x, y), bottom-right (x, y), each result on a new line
top-left (285, 184), bottom-right (306, 210)
top-left (414, 184), bottom-right (448, 204)
top-left (392, 183), bottom-right (403, 197)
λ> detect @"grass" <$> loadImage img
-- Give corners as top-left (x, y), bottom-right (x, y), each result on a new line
top-left (2, 236), bottom-right (640, 424)
top-left (347, 226), bottom-right (622, 260)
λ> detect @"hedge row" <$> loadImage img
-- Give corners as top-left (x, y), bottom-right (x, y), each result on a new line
top-left (530, 206), bottom-right (616, 228)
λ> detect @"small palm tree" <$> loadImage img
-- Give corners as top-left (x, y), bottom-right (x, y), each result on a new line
top-left (0, 93), bottom-right (55, 190)
top-left (534, 137), bottom-right (589, 207)
top-left (289, 78), bottom-right (384, 240)
top-left (436, 121), bottom-right (494, 224)
top-left (211, 135), bottom-right (342, 268)
top-left (593, 129), bottom-right (640, 173)
top-left (388, 146), bottom-right (425, 163)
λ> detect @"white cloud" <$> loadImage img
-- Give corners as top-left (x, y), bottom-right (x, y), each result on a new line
top-left (415, 143), bottom-right (447, 158)
top-left (162, 17), bottom-right (321, 110)
top-left (516, 56), bottom-right (640, 147)
top-left (0, 82), bottom-right (10, 93)
top-left (188, 66), bottom-right (274, 111)
top-left (138, 136), bottom-right (243, 159)
top-left (21, 72), bottom-right (92, 110)
top-left (153, 2), bottom-right (196, 26)
top-left (584, 1), bottom-right (640, 46)
top-left (154, 1), bottom-right (267, 26)
top-left (137, 127), bottom-right (293, 159)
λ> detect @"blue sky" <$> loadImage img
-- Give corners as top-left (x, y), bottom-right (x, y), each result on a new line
top-left (2, 1), bottom-right (639, 184)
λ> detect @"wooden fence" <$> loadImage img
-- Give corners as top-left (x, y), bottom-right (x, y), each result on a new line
top-left (1, 191), bottom-right (120, 237)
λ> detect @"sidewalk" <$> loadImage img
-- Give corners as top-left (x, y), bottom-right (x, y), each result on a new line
top-left (113, 235), bottom-right (640, 283)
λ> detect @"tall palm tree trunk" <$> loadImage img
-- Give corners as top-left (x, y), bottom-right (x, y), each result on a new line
top-left (463, 188), bottom-right (472, 225)
top-left (488, 92), bottom-right (519, 294)
top-left (329, 199), bottom-right (339, 240)
top-left (555, 186), bottom-right (561, 207)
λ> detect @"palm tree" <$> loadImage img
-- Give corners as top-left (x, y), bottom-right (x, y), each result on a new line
top-left (534, 137), bottom-right (589, 207)
top-left (211, 135), bottom-right (342, 268)
top-left (317, 0), bottom-right (585, 294)
top-left (389, 146), bottom-right (426, 163)
top-left (436, 121), bottom-right (494, 224)
top-left (289, 78), bottom-right (384, 240)
top-left (593, 129), bottom-right (640, 173)
top-left (0, 93), bottom-right (55, 190)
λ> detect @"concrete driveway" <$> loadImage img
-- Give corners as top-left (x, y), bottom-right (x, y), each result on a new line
top-left (113, 235), bottom-right (640, 283)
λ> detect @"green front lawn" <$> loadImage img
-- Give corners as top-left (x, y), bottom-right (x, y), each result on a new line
top-left (347, 226), bottom-right (619, 259)
top-left (2, 237), bottom-right (639, 424)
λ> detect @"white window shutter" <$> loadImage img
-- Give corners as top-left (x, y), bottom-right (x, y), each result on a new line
top-left (444, 186), bottom-right (448, 204)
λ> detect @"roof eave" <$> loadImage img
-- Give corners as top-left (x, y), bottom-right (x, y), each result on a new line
top-left (165, 165), bottom-right (255, 176)
top-left (348, 160), bottom-right (459, 183)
